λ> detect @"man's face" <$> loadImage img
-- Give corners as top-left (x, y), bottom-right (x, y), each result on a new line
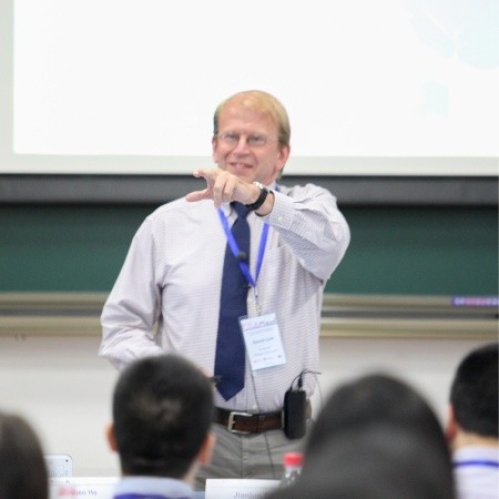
top-left (212, 101), bottom-right (290, 186)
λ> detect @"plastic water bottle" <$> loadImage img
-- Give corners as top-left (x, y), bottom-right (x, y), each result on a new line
top-left (280, 452), bottom-right (303, 487)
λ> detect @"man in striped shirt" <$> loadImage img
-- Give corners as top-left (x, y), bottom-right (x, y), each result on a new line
top-left (100, 90), bottom-right (350, 488)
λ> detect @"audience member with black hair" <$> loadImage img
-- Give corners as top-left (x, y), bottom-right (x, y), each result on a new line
top-left (305, 373), bottom-right (452, 465)
top-left (0, 411), bottom-right (48, 499)
top-left (267, 373), bottom-right (456, 499)
top-left (267, 424), bottom-right (455, 499)
top-left (105, 354), bottom-right (215, 499)
top-left (446, 342), bottom-right (499, 499)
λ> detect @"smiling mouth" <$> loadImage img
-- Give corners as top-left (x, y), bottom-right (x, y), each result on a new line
top-left (229, 162), bottom-right (252, 171)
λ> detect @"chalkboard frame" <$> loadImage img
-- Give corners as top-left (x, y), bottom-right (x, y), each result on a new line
top-left (0, 174), bottom-right (497, 206)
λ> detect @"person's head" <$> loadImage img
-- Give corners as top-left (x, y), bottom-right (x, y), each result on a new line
top-left (305, 373), bottom-right (450, 464)
top-left (447, 342), bottom-right (498, 442)
top-left (106, 354), bottom-right (215, 482)
top-left (267, 424), bottom-right (455, 499)
top-left (0, 412), bottom-right (48, 499)
top-left (212, 90), bottom-right (291, 186)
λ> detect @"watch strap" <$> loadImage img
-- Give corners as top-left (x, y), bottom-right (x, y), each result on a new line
top-left (245, 182), bottom-right (269, 211)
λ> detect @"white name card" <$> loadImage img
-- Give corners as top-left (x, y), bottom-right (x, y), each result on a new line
top-left (49, 477), bottom-right (118, 499)
top-left (205, 479), bottom-right (280, 499)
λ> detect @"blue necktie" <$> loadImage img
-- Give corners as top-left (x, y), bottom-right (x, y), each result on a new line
top-left (214, 202), bottom-right (250, 400)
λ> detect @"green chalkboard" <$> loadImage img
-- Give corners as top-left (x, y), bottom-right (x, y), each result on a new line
top-left (0, 204), bottom-right (497, 295)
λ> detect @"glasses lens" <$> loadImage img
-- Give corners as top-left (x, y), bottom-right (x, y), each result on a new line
top-left (220, 132), bottom-right (239, 145)
top-left (247, 134), bottom-right (267, 147)
top-left (218, 132), bottom-right (271, 148)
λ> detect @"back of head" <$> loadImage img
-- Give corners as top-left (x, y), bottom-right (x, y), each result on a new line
top-left (0, 412), bottom-right (48, 499)
top-left (450, 342), bottom-right (499, 438)
top-left (267, 425), bottom-right (455, 499)
top-left (213, 90), bottom-right (291, 148)
top-left (112, 354), bottom-right (214, 478)
top-left (305, 373), bottom-right (450, 463)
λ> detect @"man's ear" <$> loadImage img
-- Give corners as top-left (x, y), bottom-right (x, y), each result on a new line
top-left (212, 136), bottom-right (219, 162)
top-left (197, 431), bottom-right (216, 466)
top-left (445, 404), bottom-right (458, 441)
top-left (105, 422), bottom-right (118, 452)
top-left (275, 144), bottom-right (290, 174)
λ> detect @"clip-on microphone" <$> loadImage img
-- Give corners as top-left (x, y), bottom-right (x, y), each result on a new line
top-left (236, 251), bottom-right (247, 262)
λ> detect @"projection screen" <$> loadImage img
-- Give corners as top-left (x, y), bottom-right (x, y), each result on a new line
top-left (1, 0), bottom-right (498, 176)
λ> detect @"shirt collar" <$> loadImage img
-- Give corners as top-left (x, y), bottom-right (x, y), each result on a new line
top-left (114, 476), bottom-right (193, 498)
top-left (454, 446), bottom-right (499, 463)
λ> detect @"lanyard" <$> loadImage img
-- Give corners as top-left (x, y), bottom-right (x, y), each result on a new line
top-left (115, 494), bottom-right (190, 499)
top-left (217, 208), bottom-right (269, 289)
top-left (453, 460), bottom-right (499, 469)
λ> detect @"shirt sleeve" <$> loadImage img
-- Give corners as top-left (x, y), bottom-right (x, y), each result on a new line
top-left (265, 183), bottom-right (350, 282)
top-left (99, 215), bottom-right (165, 370)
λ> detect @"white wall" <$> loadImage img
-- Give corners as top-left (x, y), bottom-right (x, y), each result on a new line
top-left (0, 334), bottom-right (492, 477)
top-left (0, 335), bottom-right (119, 476)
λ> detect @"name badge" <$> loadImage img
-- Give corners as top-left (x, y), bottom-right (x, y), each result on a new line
top-left (240, 313), bottom-right (286, 371)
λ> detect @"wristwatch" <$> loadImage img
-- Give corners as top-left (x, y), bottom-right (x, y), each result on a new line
top-left (245, 182), bottom-right (269, 211)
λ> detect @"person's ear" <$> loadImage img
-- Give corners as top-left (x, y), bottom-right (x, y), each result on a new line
top-left (212, 135), bottom-right (219, 161)
top-left (198, 431), bottom-right (216, 466)
top-left (105, 422), bottom-right (118, 452)
top-left (445, 404), bottom-right (458, 441)
top-left (275, 144), bottom-right (290, 174)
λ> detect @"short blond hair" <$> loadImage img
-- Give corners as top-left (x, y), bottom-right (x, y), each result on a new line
top-left (213, 90), bottom-right (291, 148)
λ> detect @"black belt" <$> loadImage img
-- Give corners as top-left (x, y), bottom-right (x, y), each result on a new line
top-left (214, 408), bottom-right (283, 434)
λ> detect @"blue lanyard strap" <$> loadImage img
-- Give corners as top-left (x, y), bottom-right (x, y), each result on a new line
top-left (217, 208), bottom-right (269, 289)
top-left (115, 494), bottom-right (191, 499)
top-left (453, 460), bottom-right (499, 469)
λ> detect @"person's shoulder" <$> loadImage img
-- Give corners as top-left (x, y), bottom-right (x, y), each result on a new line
top-left (130, 198), bottom-right (217, 243)
top-left (147, 197), bottom-right (214, 221)
top-left (277, 182), bottom-right (335, 199)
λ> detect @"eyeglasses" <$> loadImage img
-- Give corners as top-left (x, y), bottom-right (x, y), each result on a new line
top-left (216, 131), bottom-right (275, 148)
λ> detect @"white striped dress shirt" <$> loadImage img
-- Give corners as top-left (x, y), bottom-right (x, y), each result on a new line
top-left (99, 182), bottom-right (350, 413)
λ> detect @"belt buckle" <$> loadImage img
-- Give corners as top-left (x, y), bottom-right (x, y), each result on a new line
top-left (227, 411), bottom-right (252, 434)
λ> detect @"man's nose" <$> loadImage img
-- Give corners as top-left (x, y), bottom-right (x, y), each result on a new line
top-left (233, 135), bottom-right (250, 153)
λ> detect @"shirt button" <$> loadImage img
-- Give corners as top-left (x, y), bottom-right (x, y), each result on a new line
top-left (277, 216), bottom-right (284, 223)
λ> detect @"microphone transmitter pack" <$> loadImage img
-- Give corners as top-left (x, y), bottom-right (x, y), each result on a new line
top-left (283, 387), bottom-right (306, 439)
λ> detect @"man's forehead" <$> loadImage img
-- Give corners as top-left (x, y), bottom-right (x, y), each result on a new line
top-left (218, 102), bottom-right (277, 129)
